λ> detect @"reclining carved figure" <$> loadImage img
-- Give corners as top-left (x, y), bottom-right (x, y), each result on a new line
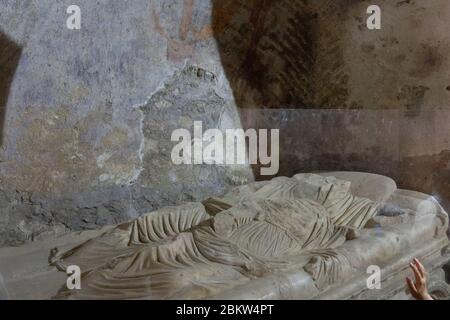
top-left (49, 173), bottom-right (448, 300)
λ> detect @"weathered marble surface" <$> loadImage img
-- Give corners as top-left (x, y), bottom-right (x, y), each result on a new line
top-left (48, 172), bottom-right (450, 300)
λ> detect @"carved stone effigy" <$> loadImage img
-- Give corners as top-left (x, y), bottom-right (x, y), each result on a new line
top-left (49, 172), bottom-right (450, 300)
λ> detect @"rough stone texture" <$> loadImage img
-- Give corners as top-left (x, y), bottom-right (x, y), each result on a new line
top-left (138, 65), bottom-right (251, 208)
top-left (0, 31), bottom-right (22, 144)
top-left (0, 0), bottom-right (252, 246)
top-left (213, 0), bottom-right (450, 109)
top-left (212, 0), bottom-right (353, 108)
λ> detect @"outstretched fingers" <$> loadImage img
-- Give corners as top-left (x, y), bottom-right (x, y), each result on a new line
top-left (414, 258), bottom-right (426, 278)
top-left (406, 277), bottom-right (418, 295)
top-left (410, 262), bottom-right (423, 284)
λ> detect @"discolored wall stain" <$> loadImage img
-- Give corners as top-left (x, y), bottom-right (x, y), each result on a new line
top-left (212, 0), bottom-right (450, 110)
top-left (344, 0), bottom-right (450, 110)
top-left (398, 86), bottom-right (430, 117)
top-left (151, 0), bottom-right (240, 62)
top-left (212, 0), bottom-right (354, 108)
top-left (0, 31), bottom-right (22, 145)
top-left (398, 151), bottom-right (450, 212)
top-left (409, 44), bottom-right (444, 79)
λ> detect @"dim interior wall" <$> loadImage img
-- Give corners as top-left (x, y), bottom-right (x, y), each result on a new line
top-left (213, 0), bottom-right (450, 211)
top-left (240, 109), bottom-right (450, 212)
top-left (325, 0), bottom-right (450, 211)
top-left (213, 0), bottom-right (450, 109)
top-left (345, 0), bottom-right (450, 110)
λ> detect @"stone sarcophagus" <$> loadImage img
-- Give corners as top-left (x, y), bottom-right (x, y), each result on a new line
top-left (48, 172), bottom-right (450, 300)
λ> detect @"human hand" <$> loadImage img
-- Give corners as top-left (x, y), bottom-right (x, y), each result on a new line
top-left (406, 258), bottom-right (433, 300)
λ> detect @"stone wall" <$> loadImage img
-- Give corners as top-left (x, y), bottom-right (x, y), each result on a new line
top-left (0, 0), bottom-right (252, 246)
top-left (213, 0), bottom-right (450, 208)
top-left (0, 0), bottom-right (449, 246)
top-left (213, 0), bottom-right (450, 109)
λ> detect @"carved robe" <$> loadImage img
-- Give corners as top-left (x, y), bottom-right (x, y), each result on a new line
top-left (50, 174), bottom-right (379, 299)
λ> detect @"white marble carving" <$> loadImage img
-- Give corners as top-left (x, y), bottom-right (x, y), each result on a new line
top-left (49, 173), bottom-right (449, 300)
